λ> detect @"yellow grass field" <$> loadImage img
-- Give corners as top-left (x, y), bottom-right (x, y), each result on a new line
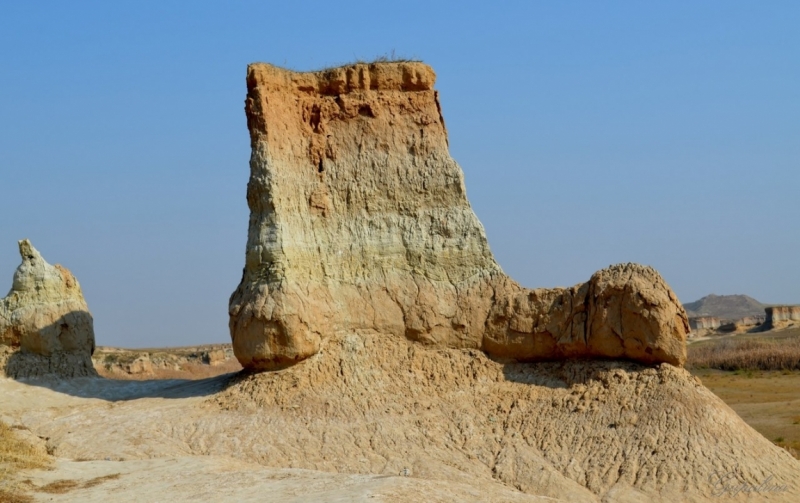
top-left (689, 327), bottom-right (800, 459)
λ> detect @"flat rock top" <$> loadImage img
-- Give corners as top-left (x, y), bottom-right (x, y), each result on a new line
top-left (247, 61), bottom-right (436, 94)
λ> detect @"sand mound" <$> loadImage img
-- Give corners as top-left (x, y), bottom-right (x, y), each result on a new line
top-left (2, 334), bottom-right (797, 501)
top-left (211, 332), bottom-right (800, 501)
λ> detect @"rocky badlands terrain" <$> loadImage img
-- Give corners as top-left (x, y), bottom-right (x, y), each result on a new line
top-left (684, 295), bottom-right (800, 337)
top-left (92, 344), bottom-right (240, 379)
top-left (2, 61), bottom-right (799, 502)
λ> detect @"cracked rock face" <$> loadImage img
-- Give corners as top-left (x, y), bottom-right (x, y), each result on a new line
top-left (229, 62), bottom-right (689, 371)
top-left (0, 239), bottom-right (96, 377)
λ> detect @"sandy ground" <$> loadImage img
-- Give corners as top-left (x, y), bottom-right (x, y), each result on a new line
top-left (0, 375), bottom-right (560, 503)
top-left (22, 456), bottom-right (563, 503)
top-left (3, 332), bottom-right (800, 502)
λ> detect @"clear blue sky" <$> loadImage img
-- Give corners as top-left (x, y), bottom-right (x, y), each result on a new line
top-left (1, 2), bottom-right (798, 347)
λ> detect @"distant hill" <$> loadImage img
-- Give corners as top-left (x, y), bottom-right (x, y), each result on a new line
top-left (683, 294), bottom-right (767, 320)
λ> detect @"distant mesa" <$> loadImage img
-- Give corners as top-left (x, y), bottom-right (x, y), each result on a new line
top-left (0, 239), bottom-right (96, 378)
top-left (683, 293), bottom-right (766, 320)
top-left (228, 61), bottom-right (689, 371)
top-left (687, 316), bottom-right (722, 331)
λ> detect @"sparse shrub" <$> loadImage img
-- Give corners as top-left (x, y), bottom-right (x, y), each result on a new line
top-left (0, 421), bottom-right (50, 502)
top-left (36, 479), bottom-right (79, 494)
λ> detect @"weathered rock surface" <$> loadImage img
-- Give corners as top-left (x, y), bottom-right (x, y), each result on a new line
top-left (92, 344), bottom-right (239, 379)
top-left (718, 315), bottom-right (767, 333)
top-left (766, 306), bottom-right (800, 330)
top-left (0, 240), bottom-right (96, 377)
top-left (229, 62), bottom-right (689, 370)
top-left (689, 316), bottom-right (722, 331)
top-left (5, 332), bottom-right (798, 502)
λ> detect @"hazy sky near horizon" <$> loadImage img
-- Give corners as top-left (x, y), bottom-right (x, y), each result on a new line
top-left (1, 2), bottom-right (798, 347)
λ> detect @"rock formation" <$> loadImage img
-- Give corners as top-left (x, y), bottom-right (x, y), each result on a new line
top-left (229, 61), bottom-right (689, 371)
top-left (765, 305), bottom-right (800, 330)
top-left (718, 315), bottom-right (766, 333)
top-left (92, 344), bottom-right (238, 379)
top-left (0, 240), bottom-right (96, 377)
top-left (688, 316), bottom-right (721, 331)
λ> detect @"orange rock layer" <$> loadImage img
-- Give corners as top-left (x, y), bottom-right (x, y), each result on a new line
top-left (229, 62), bottom-right (689, 370)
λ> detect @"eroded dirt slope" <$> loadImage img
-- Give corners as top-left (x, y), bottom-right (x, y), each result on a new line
top-left (3, 332), bottom-right (798, 502)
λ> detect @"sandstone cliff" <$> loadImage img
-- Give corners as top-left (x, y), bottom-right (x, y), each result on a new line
top-left (229, 62), bottom-right (689, 370)
top-left (765, 305), bottom-right (800, 330)
top-left (0, 240), bottom-right (96, 377)
top-left (689, 316), bottom-right (721, 331)
top-left (718, 315), bottom-right (766, 333)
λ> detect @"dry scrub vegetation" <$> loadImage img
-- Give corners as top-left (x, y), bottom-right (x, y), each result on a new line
top-left (0, 421), bottom-right (49, 503)
top-left (689, 328), bottom-right (800, 460)
top-left (692, 369), bottom-right (800, 460)
top-left (36, 474), bottom-right (120, 494)
top-left (1, 421), bottom-right (121, 502)
top-left (688, 328), bottom-right (800, 370)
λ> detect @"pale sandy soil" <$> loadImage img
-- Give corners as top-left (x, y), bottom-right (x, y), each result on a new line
top-left (0, 374), bottom-right (558, 502)
top-left (3, 332), bottom-right (800, 502)
top-left (20, 456), bottom-right (561, 502)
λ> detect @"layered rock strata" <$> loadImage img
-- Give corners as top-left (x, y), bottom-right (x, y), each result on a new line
top-left (718, 315), bottom-right (766, 333)
top-left (688, 316), bottom-right (721, 331)
top-left (0, 240), bottom-right (96, 377)
top-left (229, 62), bottom-right (689, 371)
top-left (766, 305), bottom-right (800, 329)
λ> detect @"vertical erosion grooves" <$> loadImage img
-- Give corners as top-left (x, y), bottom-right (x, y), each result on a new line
top-left (230, 62), bottom-right (688, 370)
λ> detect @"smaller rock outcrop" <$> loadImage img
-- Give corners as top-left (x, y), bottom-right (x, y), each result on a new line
top-left (688, 316), bottom-right (721, 331)
top-left (0, 240), bottom-right (96, 378)
top-left (717, 315), bottom-right (766, 333)
top-left (92, 344), bottom-right (238, 379)
top-left (765, 305), bottom-right (800, 330)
